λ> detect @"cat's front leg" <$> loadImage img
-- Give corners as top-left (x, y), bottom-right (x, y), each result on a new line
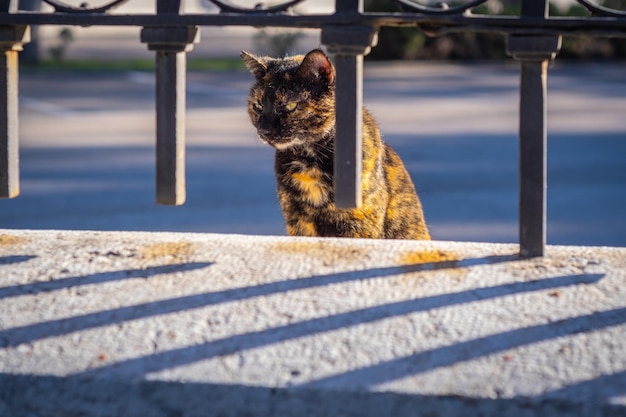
top-left (314, 208), bottom-right (385, 239)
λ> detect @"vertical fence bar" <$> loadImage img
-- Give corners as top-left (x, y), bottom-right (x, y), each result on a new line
top-left (518, 59), bottom-right (548, 257)
top-left (144, 0), bottom-right (187, 205)
top-left (323, 0), bottom-right (376, 208)
top-left (155, 50), bottom-right (186, 205)
top-left (156, 0), bottom-right (181, 14)
top-left (332, 53), bottom-right (363, 208)
top-left (0, 25), bottom-right (28, 199)
top-left (0, 41), bottom-right (19, 198)
top-left (141, 0), bottom-right (198, 205)
top-left (0, 0), bottom-right (16, 13)
top-left (518, 0), bottom-right (548, 258)
top-left (329, 0), bottom-right (364, 208)
top-left (506, 0), bottom-right (561, 257)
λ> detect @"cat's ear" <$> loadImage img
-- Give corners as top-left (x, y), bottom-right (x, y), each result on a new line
top-left (295, 49), bottom-right (334, 85)
top-left (240, 50), bottom-right (267, 79)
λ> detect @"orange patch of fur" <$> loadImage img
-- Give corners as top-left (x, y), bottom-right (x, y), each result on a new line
top-left (290, 169), bottom-right (328, 206)
top-left (295, 220), bottom-right (316, 236)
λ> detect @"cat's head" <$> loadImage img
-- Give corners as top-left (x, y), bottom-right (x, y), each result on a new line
top-left (241, 49), bottom-right (336, 151)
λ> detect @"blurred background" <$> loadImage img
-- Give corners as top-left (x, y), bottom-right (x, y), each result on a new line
top-left (3, 0), bottom-right (625, 247)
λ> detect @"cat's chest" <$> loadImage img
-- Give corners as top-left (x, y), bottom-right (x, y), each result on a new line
top-left (277, 160), bottom-right (333, 207)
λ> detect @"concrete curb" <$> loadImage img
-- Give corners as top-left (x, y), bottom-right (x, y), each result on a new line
top-left (1, 229), bottom-right (625, 416)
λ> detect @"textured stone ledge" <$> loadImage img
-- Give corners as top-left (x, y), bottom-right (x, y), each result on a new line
top-left (1, 229), bottom-right (625, 416)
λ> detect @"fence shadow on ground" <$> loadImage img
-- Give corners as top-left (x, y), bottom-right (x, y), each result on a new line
top-left (1, 248), bottom-right (623, 416)
top-left (1, 370), bottom-right (625, 417)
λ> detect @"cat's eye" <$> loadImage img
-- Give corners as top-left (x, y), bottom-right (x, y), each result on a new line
top-left (285, 102), bottom-right (297, 112)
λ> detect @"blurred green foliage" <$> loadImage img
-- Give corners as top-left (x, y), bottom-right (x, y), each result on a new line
top-left (365, 0), bottom-right (626, 61)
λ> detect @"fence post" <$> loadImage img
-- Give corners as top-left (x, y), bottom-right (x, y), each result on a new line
top-left (140, 0), bottom-right (198, 206)
top-left (0, 24), bottom-right (29, 199)
top-left (322, 0), bottom-right (377, 208)
top-left (507, 35), bottom-right (561, 258)
top-left (507, 0), bottom-right (561, 258)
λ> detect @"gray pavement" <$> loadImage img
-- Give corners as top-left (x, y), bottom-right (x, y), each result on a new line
top-left (6, 62), bottom-right (626, 246)
top-left (1, 229), bottom-right (625, 416)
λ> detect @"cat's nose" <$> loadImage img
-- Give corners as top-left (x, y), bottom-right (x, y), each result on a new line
top-left (258, 117), bottom-right (277, 138)
top-left (259, 116), bottom-right (271, 129)
top-left (258, 127), bottom-right (272, 137)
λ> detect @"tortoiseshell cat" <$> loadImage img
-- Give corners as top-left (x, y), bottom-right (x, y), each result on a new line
top-left (241, 49), bottom-right (430, 240)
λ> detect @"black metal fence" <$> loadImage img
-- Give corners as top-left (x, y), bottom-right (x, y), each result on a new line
top-left (1, 0), bottom-right (625, 257)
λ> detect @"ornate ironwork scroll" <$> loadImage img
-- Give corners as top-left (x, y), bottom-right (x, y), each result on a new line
top-left (205, 0), bottom-right (305, 14)
top-left (394, 0), bottom-right (488, 15)
top-left (577, 0), bottom-right (626, 17)
top-left (41, 0), bottom-right (130, 14)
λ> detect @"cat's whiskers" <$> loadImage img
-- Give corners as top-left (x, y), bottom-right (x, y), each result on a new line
top-left (273, 137), bottom-right (305, 151)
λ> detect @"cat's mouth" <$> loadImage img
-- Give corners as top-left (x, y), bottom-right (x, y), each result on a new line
top-left (272, 139), bottom-right (305, 151)
top-left (259, 134), bottom-right (305, 151)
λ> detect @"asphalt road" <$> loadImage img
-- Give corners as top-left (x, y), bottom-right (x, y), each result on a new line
top-left (4, 62), bottom-right (626, 247)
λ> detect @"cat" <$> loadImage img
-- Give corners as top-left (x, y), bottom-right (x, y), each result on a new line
top-left (241, 48), bottom-right (430, 240)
